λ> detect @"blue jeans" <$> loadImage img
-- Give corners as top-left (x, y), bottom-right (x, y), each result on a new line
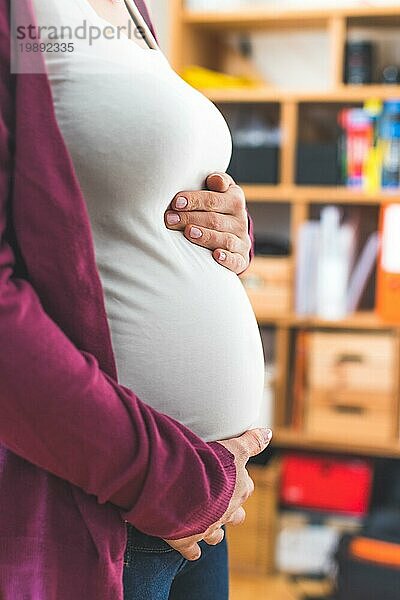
top-left (122, 524), bottom-right (229, 600)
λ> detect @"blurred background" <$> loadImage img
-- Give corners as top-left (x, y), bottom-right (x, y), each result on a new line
top-left (148, 1), bottom-right (400, 598)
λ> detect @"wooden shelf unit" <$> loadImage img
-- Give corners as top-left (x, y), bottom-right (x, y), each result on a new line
top-left (168, 1), bottom-right (400, 459)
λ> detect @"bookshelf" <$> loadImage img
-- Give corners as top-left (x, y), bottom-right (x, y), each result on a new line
top-left (167, 1), bottom-right (400, 459)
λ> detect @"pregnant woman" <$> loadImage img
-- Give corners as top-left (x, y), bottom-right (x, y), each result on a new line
top-left (0, 0), bottom-right (269, 598)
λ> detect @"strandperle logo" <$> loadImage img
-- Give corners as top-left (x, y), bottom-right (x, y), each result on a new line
top-left (10, 0), bottom-right (148, 74)
top-left (15, 18), bottom-right (146, 46)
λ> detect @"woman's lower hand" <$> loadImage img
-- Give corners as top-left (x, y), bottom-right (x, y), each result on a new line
top-left (163, 428), bottom-right (272, 560)
top-left (164, 172), bottom-right (251, 275)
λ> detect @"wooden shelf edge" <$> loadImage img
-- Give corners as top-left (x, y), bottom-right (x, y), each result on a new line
top-left (242, 184), bottom-right (289, 201)
top-left (199, 85), bottom-right (400, 103)
top-left (183, 5), bottom-right (400, 27)
top-left (274, 428), bottom-right (400, 458)
top-left (254, 312), bottom-right (400, 330)
top-left (183, 8), bottom-right (334, 28)
top-left (242, 184), bottom-right (398, 203)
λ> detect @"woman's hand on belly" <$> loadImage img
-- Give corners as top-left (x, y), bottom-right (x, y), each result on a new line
top-left (164, 172), bottom-right (252, 275)
top-left (163, 427), bottom-right (272, 561)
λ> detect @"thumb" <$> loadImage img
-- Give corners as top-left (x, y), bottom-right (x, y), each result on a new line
top-left (237, 428), bottom-right (273, 459)
top-left (206, 172), bottom-right (234, 192)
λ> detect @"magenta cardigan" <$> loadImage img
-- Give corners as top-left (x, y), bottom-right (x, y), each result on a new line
top-left (0, 1), bottom-right (255, 598)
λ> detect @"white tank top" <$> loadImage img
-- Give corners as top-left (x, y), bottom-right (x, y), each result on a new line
top-left (33, 0), bottom-right (265, 441)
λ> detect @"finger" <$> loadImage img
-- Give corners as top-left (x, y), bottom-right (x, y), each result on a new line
top-left (165, 210), bottom-right (243, 237)
top-left (206, 172), bottom-right (235, 193)
top-left (167, 542), bottom-right (202, 561)
top-left (181, 543), bottom-right (202, 561)
top-left (212, 248), bottom-right (249, 275)
top-left (203, 521), bottom-right (224, 537)
top-left (184, 225), bottom-right (248, 257)
top-left (247, 472), bottom-right (255, 498)
top-left (171, 185), bottom-right (245, 216)
top-left (226, 507), bottom-right (246, 526)
top-left (237, 428), bottom-right (273, 459)
top-left (203, 527), bottom-right (225, 546)
top-left (218, 428), bottom-right (273, 464)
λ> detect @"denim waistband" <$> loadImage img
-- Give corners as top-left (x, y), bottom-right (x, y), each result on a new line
top-left (124, 523), bottom-right (175, 564)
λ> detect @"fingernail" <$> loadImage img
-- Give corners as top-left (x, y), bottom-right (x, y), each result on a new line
top-left (210, 173), bottom-right (224, 182)
top-left (166, 212), bottom-right (180, 225)
top-left (175, 196), bottom-right (188, 209)
top-left (190, 227), bottom-right (202, 239)
top-left (262, 429), bottom-right (273, 444)
top-left (218, 251), bottom-right (227, 261)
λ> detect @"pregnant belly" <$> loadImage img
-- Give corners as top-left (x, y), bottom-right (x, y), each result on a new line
top-left (100, 231), bottom-right (265, 442)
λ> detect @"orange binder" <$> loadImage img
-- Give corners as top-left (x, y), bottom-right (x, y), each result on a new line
top-left (350, 537), bottom-right (400, 569)
top-left (376, 203), bottom-right (400, 323)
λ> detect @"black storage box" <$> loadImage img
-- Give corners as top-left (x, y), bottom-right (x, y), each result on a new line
top-left (345, 41), bottom-right (374, 85)
top-left (296, 143), bottom-right (341, 185)
top-left (227, 145), bottom-right (279, 184)
top-left (336, 509), bottom-right (400, 600)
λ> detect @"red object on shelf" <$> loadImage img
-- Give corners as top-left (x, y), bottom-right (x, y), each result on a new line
top-left (280, 454), bottom-right (373, 516)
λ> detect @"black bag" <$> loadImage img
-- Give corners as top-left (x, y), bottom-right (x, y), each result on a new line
top-left (336, 509), bottom-right (400, 600)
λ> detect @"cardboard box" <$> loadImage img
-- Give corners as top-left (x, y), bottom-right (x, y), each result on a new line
top-left (240, 257), bottom-right (292, 318)
top-left (307, 331), bottom-right (397, 393)
top-left (306, 389), bottom-right (394, 443)
top-left (305, 331), bottom-right (399, 444)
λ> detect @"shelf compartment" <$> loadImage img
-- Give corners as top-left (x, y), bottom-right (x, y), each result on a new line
top-left (296, 103), bottom-right (345, 186)
top-left (247, 201), bottom-right (292, 254)
top-left (216, 102), bottom-right (281, 185)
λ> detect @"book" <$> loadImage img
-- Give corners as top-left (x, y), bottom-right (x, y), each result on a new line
top-left (295, 221), bottom-right (319, 315)
top-left (347, 232), bottom-right (379, 313)
top-left (291, 330), bottom-right (309, 430)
